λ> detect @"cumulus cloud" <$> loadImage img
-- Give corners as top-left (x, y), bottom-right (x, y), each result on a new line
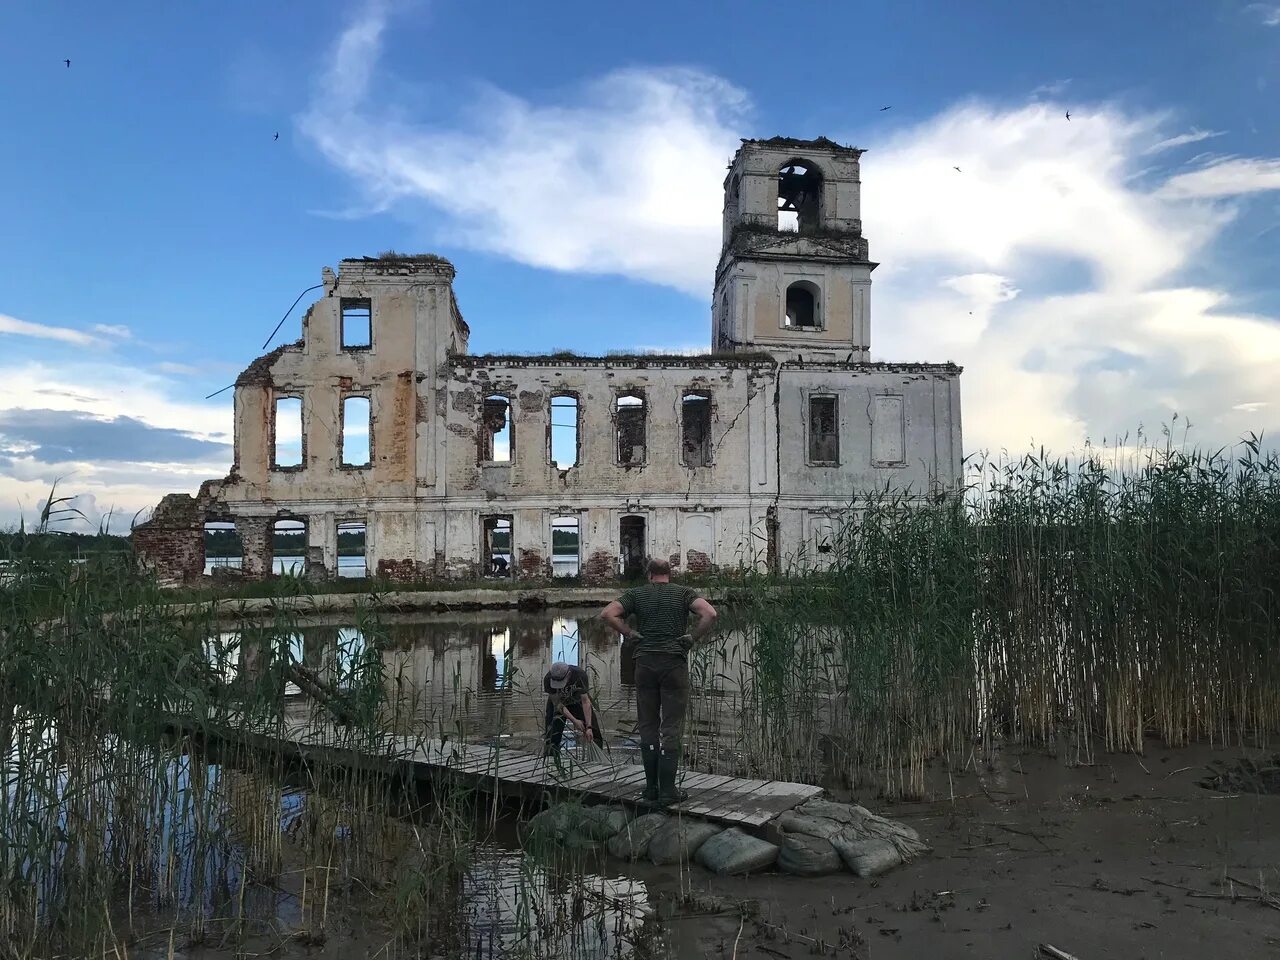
top-left (1246, 3), bottom-right (1280, 26)
top-left (0, 313), bottom-right (103, 347)
top-left (298, 3), bottom-right (744, 295)
top-left (0, 360), bottom-right (233, 532)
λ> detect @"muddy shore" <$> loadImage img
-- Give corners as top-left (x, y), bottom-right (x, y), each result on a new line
top-left (658, 740), bottom-right (1280, 959)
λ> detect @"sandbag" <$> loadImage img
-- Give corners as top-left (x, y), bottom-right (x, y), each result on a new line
top-left (607, 813), bottom-right (668, 861)
top-left (695, 826), bottom-right (779, 875)
top-left (522, 804), bottom-right (578, 844)
top-left (777, 812), bottom-right (843, 841)
top-left (581, 805), bottom-right (630, 841)
top-left (648, 819), bottom-right (722, 866)
top-left (831, 836), bottom-right (902, 877)
top-left (776, 832), bottom-right (843, 876)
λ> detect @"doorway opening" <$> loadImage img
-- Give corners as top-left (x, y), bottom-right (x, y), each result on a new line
top-left (551, 515), bottom-right (580, 578)
top-left (272, 519), bottom-right (306, 576)
top-left (482, 515), bottom-right (513, 578)
top-left (619, 515), bottom-right (646, 580)
top-left (203, 520), bottom-right (242, 575)
top-left (336, 520), bottom-right (367, 578)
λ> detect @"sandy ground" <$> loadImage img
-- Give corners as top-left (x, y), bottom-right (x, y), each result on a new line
top-left (648, 740), bottom-right (1280, 959)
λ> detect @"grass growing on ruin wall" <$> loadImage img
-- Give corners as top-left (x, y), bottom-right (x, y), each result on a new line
top-left (703, 436), bottom-right (1280, 798)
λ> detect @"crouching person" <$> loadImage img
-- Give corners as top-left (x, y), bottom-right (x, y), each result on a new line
top-left (543, 661), bottom-right (605, 755)
top-left (600, 558), bottom-right (718, 804)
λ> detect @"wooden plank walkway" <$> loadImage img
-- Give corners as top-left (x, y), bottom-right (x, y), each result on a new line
top-left (260, 712), bottom-right (824, 828)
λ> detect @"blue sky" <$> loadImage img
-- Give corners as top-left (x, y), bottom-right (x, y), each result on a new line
top-left (1, 0), bottom-right (1279, 530)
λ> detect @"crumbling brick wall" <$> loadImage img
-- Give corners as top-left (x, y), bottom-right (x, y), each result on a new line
top-left (130, 494), bottom-right (204, 583)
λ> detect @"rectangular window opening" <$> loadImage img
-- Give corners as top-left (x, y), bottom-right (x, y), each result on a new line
top-left (340, 298), bottom-right (372, 349)
top-left (551, 515), bottom-right (580, 578)
top-left (203, 520), bottom-right (242, 575)
top-left (681, 392), bottom-right (713, 467)
top-left (549, 394), bottom-right (579, 468)
top-left (272, 519), bottom-right (306, 577)
top-left (341, 396), bottom-right (371, 467)
top-left (809, 396), bottom-right (839, 464)
top-left (480, 396), bottom-right (512, 463)
top-left (482, 515), bottom-right (513, 578)
top-left (273, 396), bottom-right (303, 469)
top-left (336, 520), bottom-right (367, 578)
top-left (616, 393), bottom-right (646, 465)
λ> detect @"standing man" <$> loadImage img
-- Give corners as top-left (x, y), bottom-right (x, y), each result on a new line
top-left (600, 558), bottom-right (718, 804)
top-left (543, 661), bottom-right (605, 755)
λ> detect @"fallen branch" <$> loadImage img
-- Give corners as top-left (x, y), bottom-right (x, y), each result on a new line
top-left (1038, 945), bottom-right (1082, 960)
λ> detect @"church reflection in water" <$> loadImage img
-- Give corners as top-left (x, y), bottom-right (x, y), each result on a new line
top-left (223, 608), bottom-right (755, 764)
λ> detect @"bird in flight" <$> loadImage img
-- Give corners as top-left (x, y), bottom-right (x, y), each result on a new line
top-left (880, 105), bottom-right (892, 111)
top-left (273, 132), bottom-right (279, 141)
top-left (1065, 110), bottom-right (1071, 121)
top-left (953, 166), bottom-right (962, 173)
top-left (64, 59), bottom-right (70, 68)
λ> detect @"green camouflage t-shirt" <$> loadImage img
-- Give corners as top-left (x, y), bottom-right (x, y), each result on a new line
top-left (618, 582), bottom-right (698, 659)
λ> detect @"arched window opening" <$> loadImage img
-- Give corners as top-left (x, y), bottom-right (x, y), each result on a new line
top-left (616, 392), bottom-right (646, 464)
top-left (480, 395), bottom-right (512, 463)
top-left (681, 392), bottom-right (713, 467)
top-left (549, 393), bottom-right (579, 468)
top-left (552, 515), bottom-right (580, 577)
top-left (778, 161), bottom-right (822, 233)
top-left (785, 281), bottom-right (820, 329)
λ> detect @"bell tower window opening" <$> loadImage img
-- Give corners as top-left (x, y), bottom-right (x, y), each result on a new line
top-left (808, 395), bottom-right (840, 465)
top-left (777, 161), bottom-right (822, 234)
top-left (785, 281), bottom-right (820, 329)
top-left (480, 395), bottom-right (512, 463)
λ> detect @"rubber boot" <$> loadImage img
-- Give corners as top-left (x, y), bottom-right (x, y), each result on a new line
top-left (657, 748), bottom-right (688, 804)
top-left (640, 745), bottom-right (660, 802)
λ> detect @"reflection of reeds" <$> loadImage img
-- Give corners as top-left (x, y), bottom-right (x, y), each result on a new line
top-left (711, 438), bottom-right (1280, 798)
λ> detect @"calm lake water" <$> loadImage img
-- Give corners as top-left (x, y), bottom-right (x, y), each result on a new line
top-left (210, 608), bottom-right (760, 772)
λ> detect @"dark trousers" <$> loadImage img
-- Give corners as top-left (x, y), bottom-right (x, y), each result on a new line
top-left (544, 700), bottom-right (605, 753)
top-left (635, 654), bottom-right (690, 751)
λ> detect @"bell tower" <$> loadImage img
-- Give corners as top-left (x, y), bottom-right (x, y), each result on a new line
top-left (712, 137), bottom-right (875, 362)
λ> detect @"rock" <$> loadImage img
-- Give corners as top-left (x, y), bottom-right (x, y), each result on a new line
top-left (777, 832), bottom-right (843, 876)
top-left (581, 805), bottom-right (630, 841)
top-left (607, 813), bottom-right (668, 861)
top-left (648, 819), bottom-right (722, 866)
top-left (696, 826), bottom-right (779, 875)
top-left (831, 836), bottom-right (902, 877)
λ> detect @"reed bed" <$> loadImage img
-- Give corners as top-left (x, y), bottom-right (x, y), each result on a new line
top-left (715, 438), bottom-right (1280, 798)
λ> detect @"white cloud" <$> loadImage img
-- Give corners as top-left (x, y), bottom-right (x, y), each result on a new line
top-left (0, 359), bottom-right (232, 532)
top-left (298, 3), bottom-right (744, 296)
top-left (1145, 128), bottom-right (1226, 153)
top-left (298, 8), bottom-right (1280, 461)
top-left (0, 313), bottom-right (102, 347)
top-left (91, 323), bottom-right (133, 339)
top-left (1158, 156), bottom-right (1280, 198)
top-left (1246, 3), bottom-right (1280, 26)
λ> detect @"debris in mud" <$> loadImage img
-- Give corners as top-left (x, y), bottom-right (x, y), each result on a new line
top-left (1197, 755), bottom-right (1280, 794)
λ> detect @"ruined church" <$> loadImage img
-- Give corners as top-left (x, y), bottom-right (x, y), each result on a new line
top-left (133, 137), bottom-right (963, 582)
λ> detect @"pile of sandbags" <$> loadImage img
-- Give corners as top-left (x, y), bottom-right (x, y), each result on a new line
top-left (775, 798), bottom-right (930, 877)
top-left (521, 797), bottom-right (926, 878)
